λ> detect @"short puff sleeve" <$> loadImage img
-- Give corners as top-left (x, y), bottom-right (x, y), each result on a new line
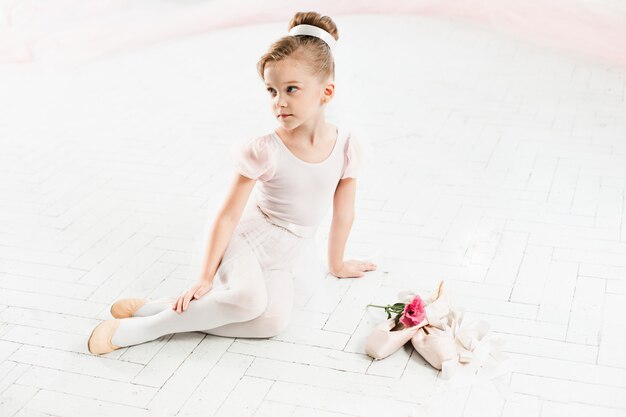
top-left (340, 131), bottom-right (374, 179)
top-left (229, 135), bottom-right (277, 182)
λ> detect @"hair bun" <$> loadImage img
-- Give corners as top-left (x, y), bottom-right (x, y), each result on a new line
top-left (256, 11), bottom-right (338, 81)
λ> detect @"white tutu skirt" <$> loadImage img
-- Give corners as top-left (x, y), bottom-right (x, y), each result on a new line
top-left (189, 199), bottom-right (321, 308)
top-left (233, 202), bottom-right (313, 271)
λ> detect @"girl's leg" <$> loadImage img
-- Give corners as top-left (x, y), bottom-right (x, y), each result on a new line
top-left (110, 234), bottom-right (268, 348)
top-left (202, 269), bottom-right (294, 338)
top-left (123, 290), bottom-right (230, 318)
top-left (133, 297), bottom-right (177, 317)
top-left (128, 271), bottom-right (295, 337)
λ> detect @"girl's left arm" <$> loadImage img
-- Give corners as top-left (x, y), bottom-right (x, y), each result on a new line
top-left (328, 178), bottom-right (377, 278)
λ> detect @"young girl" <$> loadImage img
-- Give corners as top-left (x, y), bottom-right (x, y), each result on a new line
top-left (88, 11), bottom-right (377, 355)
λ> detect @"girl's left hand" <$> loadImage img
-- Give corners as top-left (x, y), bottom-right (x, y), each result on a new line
top-left (331, 259), bottom-right (377, 278)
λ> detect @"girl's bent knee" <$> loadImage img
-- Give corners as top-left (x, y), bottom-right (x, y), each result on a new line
top-left (234, 290), bottom-right (268, 318)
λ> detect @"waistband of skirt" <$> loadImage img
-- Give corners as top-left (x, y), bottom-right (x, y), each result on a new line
top-left (255, 204), bottom-right (317, 239)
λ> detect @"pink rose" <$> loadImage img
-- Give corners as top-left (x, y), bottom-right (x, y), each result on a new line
top-left (400, 295), bottom-right (426, 327)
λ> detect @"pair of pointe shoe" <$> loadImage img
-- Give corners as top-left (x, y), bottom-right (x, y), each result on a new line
top-left (87, 298), bottom-right (147, 355)
top-left (364, 281), bottom-right (450, 362)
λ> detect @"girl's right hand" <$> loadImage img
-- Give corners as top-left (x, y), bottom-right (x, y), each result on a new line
top-left (172, 279), bottom-right (214, 313)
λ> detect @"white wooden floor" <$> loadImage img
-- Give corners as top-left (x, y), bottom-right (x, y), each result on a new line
top-left (1, 11), bottom-right (626, 417)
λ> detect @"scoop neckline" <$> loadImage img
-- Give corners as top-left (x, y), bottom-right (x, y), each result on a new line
top-left (272, 126), bottom-right (340, 166)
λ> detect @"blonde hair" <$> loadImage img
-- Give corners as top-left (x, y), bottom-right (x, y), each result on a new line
top-left (257, 11), bottom-right (339, 82)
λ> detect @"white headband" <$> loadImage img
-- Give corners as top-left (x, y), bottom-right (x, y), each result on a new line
top-left (288, 24), bottom-right (336, 52)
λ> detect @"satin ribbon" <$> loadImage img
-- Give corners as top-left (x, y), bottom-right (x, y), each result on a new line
top-left (430, 308), bottom-right (506, 380)
top-left (256, 204), bottom-right (317, 238)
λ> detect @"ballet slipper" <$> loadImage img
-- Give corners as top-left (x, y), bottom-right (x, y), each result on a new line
top-left (87, 319), bottom-right (121, 355)
top-left (110, 298), bottom-right (147, 319)
top-left (364, 318), bottom-right (422, 360)
top-left (409, 280), bottom-right (459, 375)
top-left (364, 280), bottom-right (450, 361)
top-left (410, 322), bottom-right (459, 374)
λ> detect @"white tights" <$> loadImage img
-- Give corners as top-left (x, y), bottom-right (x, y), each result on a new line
top-left (110, 233), bottom-right (295, 347)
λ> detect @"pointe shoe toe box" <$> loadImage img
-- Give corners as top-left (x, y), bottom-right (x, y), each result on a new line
top-left (365, 318), bottom-right (420, 360)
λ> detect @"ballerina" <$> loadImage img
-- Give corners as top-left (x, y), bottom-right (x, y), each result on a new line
top-left (87, 11), bottom-right (376, 354)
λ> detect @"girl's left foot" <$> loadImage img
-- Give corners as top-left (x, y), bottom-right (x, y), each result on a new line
top-left (110, 298), bottom-right (147, 318)
top-left (87, 319), bottom-right (121, 355)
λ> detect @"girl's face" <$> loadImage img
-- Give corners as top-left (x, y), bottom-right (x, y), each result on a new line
top-left (264, 56), bottom-right (334, 128)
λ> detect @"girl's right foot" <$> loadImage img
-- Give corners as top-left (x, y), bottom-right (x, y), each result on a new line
top-left (88, 319), bottom-right (121, 355)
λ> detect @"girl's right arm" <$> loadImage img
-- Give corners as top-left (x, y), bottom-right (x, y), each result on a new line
top-left (199, 173), bottom-right (257, 282)
top-left (172, 173), bottom-right (256, 313)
